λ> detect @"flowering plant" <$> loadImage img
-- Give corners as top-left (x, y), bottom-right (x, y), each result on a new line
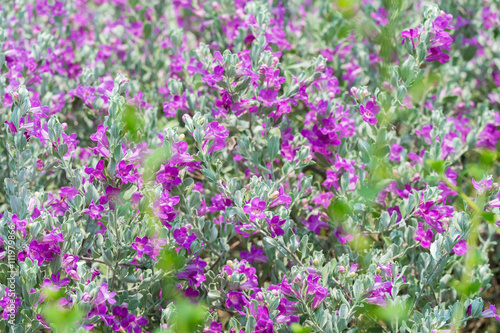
top-left (1, 0), bottom-right (500, 332)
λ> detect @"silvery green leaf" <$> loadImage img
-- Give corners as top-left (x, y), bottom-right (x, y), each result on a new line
top-left (187, 191), bottom-right (201, 210)
top-left (267, 135), bottom-right (280, 161)
top-left (353, 280), bottom-right (363, 301)
top-left (245, 316), bottom-right (256, 332)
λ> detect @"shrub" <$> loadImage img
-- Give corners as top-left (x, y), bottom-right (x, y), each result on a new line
top-left (1, 0), bottom-right (500, 332)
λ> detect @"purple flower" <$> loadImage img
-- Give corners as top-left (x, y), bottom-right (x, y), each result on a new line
top-left (266, 216), bottom-right (286, 238)
top-left (306, 274), bottom-right (329, 309)
top-left (40, 272), bottom-right (70, 291)
top-left (389, 143), bottom-right (403, 162)
top-left (94, 283), bottom-right (116, 306)
top-left (302, 214), bottom-right (329, 234)
top-left (176, 256), bottom-right (207, 287)
top-left (258, 89), bottom-right (278, 107)
top-left (275, 297), bottom-right (299, 325)
top-left (365, 279), bottom-right (393, 306)
top-left (62, 253), bottom-right (79, 278)
top-left (83, 200), bottom-right (105, 220)
top-left (60, 186), bottom-right (79, 200)
top-left (424, 13), bottom-right (453, 64)
top-left (249, 305), bottom-right (274, 332)
top-left (223, 260), bottom-right (259, 290)
top-left (111, 305), bottom-right (130, 331)
top-left (130, 191), bottom-right (143, 210)
top-left (208, 194), bottom-right (231, 213)
top-left (90, 124), bottom-right (109, 147)
top-left (477, 123), bottom-right (500, 150)
top-left (452, 239), bottom-right (468, 256)
top-left (203, 121), bottom-right (229, 153)
top-left (116, 160), bottom-right (137, 184)
top-left (481, 303), bottom-right (500, 322)
top-left (225, 291), bottom-right (248, 314)
top-left (243, 198), bottom-right (266, 221)
top-left (269, 187), bottom-right (292, 209)
top-left (4, 121), bottom-right (18, 133)
top-left (371, 7), bottom-right (388, 26)
top-left (173, 227), bottom-right (197, 250)
top-left (359, 100), bottom-right (380, 125)
top-left (312, 192), bottom-right (333, 209)
top-left (204, 321), bottom-right (223, 333)
top-left (126, 314), bottom-right (148, 333)
top-left (99, 185), bottom-right (121, 210)
top-left (147, 233), bottom-right (166, 261)
top-left (414, 200), bottom-right (453, 233)
top-left (415, 124), bottom-right (433, 145)
top-left (425, 47), bottom-right (450, 64)
top-left (334, 225), bottom-right (354, 244)
top-left (234, 223), bottom-right (258, 237)
top-left (401, 28), bottom-right (421, 49)
top-left (84, 160), bottom-right (106, 183)
top-left (27, 230), bottom-right (64, 265)
top-left (11, 215), bottom-right (27, 238)
top-left (323, 170), bottom-right (340, 190)
top-left (482, 6), bottom-right (500, 29)
top-left (415, 222), bottom-right (433, 248)
top-left (472, 178), bottom-right (493, 194)
top-left (0, 289), bottom-right (21, 320)
top-left (152, 191), bottom-right (180, 227)
top-left (156, 165), bottom-right (182, 191)
top-left (132, 236), bottom-right (153, 258)
top-left (240, 245), bottom-right (267, 264)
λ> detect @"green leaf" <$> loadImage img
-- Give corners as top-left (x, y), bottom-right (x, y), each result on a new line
top-left (143, 22), bottom-right (152, 39)
top-left (327, 198), bottom-right (351, 224)
top-left (462, 45), bottom-right (477, 61)
top-left (482, 212), bottom-right (496, 223)
top-left (57, 143), bottom-right (68, 157)
top-left (42, 303), bottom-right (83, 333)
top-left (267, 135), bottom-right (280, 161)
top-left (425, 159), bottom-right (445, 174)
top-left (291, 323), bottom-right (312, 333)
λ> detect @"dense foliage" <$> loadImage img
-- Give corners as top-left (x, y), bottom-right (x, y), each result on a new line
top-left (1, 0), bottom-right (500, 332)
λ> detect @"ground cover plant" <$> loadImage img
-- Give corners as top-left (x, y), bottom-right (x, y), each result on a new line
top-left (1, 0), bottom-right (500, 332)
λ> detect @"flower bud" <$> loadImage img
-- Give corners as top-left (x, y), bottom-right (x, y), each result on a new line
top-left (338, 266), bottom-right (345, 273)
top-left (270, 191), bottom-right (280, 200)
top-left (360, 89), bottom-right (370, 98)
top-left (211, 1), bottom-right (221, 10)
top-left (350, 87), bottom-right (358, 98)
top-left (393, 168), bottom-right (400, 178)
top-left (272, 57), bottom-right (280, 67)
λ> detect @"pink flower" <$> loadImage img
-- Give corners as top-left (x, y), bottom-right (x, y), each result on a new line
top-left (415, 222), bottom-right (433, 248)
top-left (452, 239), bottom-right (468, 256)
top-left (83, 200), bottom-right (104, 220)
top-left (243, 198), bottom-right (267, 221)
top-left (359, 100), bottom-right (380, 125)
top-left (115, 160), bottom-right (137, 184)
top-left (472, 178), bottom-right (492, 194)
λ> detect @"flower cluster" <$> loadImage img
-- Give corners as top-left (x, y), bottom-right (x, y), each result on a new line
top-left (1, 0), bottom-right (500, 332)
